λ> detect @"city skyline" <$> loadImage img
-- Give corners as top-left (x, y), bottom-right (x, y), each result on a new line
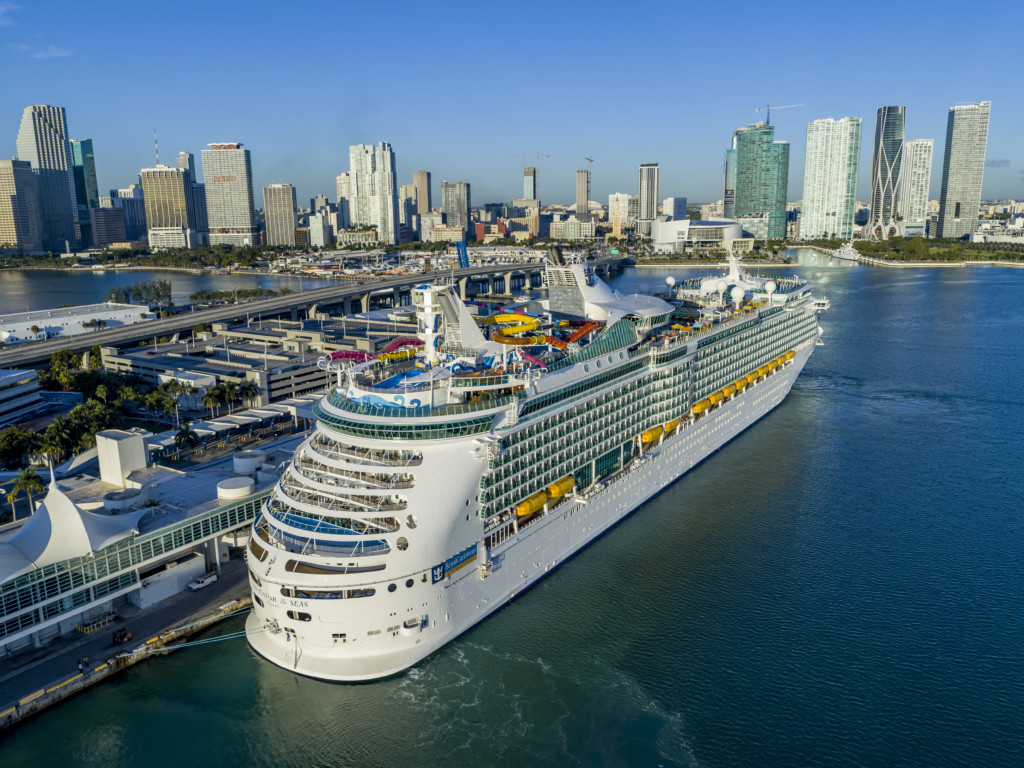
top-left (0, 1), bottom-right (1017, 209)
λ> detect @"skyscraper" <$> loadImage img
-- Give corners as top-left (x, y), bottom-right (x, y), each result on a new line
top-left (311, 194), bottom-right (329, 213)
top-left (175, 151), bottom-right (207, 237)
top-left (0, 160), bottom-right (43, 251)
top-left (348, 142), bottom-right (399, 245)
top-left (264, 183), bottom-right (297, 246)
top-left (336, 171), bottom-right (351, 229)
top-left (139, 165), bottom-right (204, 248)
top-left (868, 106), bottom-right (905, 240)
top-left (399, 183), bottom-right (417, 218)
top-left (176, 151), bottom-right (196, 180)
top-left (637, 163), bottom-right (659, 234)
top-left (662, 197), bottom-right (688, 219)
top-left (413, 170), bottom-right (432, 215)
top-left (733, 122), bottom-right (789, 239)
top-left (16, 105), bottom-right (79, 250)
top-left (108, 185), bottom-right (146, 241)
top-left (937, 101), bottom-right (990, 240)
top-left (441, 181), bottom-right (471, 236)
top-left (723, 136), bottom-right (737, 219)
top-left (202, 142), bottom-right (257, 247)
top-left (799, 117), bottom-right (862, 240)
top-left (575, 169), bottom-right (590, 220)
top-left (70, 139), bottom-right (99, 210)
top-left (898, 139), bottom-right (933, 236)
top-left (523, 167), bottom-right (537, 201)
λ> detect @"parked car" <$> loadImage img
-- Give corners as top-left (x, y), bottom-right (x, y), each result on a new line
top-left (112, 628), bottom-right (132, 644)
top-left (187, 572), bottom-right (218, 591)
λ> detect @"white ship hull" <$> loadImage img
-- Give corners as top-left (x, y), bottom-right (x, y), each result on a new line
top-left (246, 342), bottom-right (813, 681)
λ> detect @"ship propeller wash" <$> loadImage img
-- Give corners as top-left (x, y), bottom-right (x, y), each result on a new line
top-left (246, 253), bottom-right (823, 680)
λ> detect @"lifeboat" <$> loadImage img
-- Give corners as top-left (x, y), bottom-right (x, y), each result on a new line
top-left (745, 373), bottom-right (758, 384)
top-left (767, 360), bottom-right (778, 371)
top-left (664, 418), bottom-right (681, 433)
top-left (785, 350), bottom-right (795, 360)
top-left (733, 379), bottom-right (747, 391)
top-left (775, 355), bottom-right (787, 366)
top-left (641, 425), bottom-right (664, 444)
top-left (692, 399), bottom-right (711, 414)
top-left (757, 365), bottom-right (769, 377)
top-left (516, 491), bottom-right (548, 517)
top-left (723, 384), bottom-right (737, 397)
top-left (708, 392), bottom-right (723, 405)
top-left (546, 476), bottom-right (575, 499)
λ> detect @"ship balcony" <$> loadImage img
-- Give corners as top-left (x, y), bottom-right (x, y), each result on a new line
top-left (307, 436), bottom-right (423, 467)
top-left (276, 483), bottom-right (408, 516)
top-left (292, 457), bottom-right (415, 490)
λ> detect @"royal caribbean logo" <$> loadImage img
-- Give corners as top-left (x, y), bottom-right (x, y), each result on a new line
top-left (431, 544), bottom-right (477, 584)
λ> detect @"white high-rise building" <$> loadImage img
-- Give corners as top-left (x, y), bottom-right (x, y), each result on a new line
top-left (347, 143), bottom-right (399, 245)
top-left (15, 105), bottom-right (79, 250)
top-left (662, 197), bottom-right (688, 219)
top-left (898, 139), bottom-right (933, 236)
top-left (264, 183), bottom-right (297, 247)
top-left (637, 163), bottom-right (659, 234)
top-left (202, 143), bottom-right (257, 247)
top-left (799, 117), bottom-right (862, 240)
top-left (937, 101), bottom-right (990, 239)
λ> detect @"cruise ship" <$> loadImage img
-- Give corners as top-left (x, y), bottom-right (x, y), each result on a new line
top-left (245, 253), bottom-right (822, 680)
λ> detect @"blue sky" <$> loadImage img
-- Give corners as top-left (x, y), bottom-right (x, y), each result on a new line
top-left (3, 0), bottom-right (1019, 209)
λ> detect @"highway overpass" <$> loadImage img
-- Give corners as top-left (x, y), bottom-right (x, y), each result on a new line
top-left (0, 258), bottom-right (625, 369)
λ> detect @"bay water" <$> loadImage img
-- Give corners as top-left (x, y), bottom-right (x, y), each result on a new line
top-left (1, 252), bottom-right (1022, 767)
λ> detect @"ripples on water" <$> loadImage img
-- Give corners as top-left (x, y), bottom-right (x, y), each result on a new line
top-left (2, 254), bottom-right (1023, 767)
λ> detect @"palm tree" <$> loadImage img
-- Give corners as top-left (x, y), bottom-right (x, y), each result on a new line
top-left (173, 421), bottom-right (200, 465)
top-left (202, 389), bottom-right (220, 419)
top-left (7, 468), bottom-right (45, 519)
top-left (239, 381), bottom-right (259, 409)
top-left (94, 384), bottom-right (109, 404)
top-left (41, 417), bottom-right (73, 464)
top-left (221, 382), bottom-right (239, 414)
top-left (30, 325), bottom-right (41, 338)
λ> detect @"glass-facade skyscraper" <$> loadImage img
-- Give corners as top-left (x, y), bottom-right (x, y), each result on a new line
top-left (637, 163), bottom-right (659, 234)
top-left (723, 136), bottom-right (737, 219)
top-left (70, 139), bottom-right (99, 210)
top-left (264, 183), bottom-right (297, 247)
top-left (733, 122), bottom-right (789, 239)
top-left (16, 105), bottom-right (79, 250)
top-left (937, 101), bottom-right (990, 240)
top-left (868, 106), bottom-right (905, 240)
top-left (523, 167), bottom-right (536, 201)
top-left (799, 117), bottom-right (862, 240)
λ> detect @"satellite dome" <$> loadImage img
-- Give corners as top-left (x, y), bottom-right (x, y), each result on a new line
top-left (665, 276), bottom-right (676, 287)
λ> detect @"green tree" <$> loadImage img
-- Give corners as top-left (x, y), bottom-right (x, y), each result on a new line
top-left (7, 468), bottom-right (45, 518)
top-left (239, 381), bottom-right (259, 408)
top-left (221, 382), bottom-right (239, 414)
top-left (202, 389), bottom-right (221, 419)
top-left (41, 417), bottom-right (73, 464)
top-left (173, 421), bottom-right (200, 465)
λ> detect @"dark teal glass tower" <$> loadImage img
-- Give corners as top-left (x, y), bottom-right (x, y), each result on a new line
top-left (70, 139), bottom-right (99, 210)
top-left (733, 122), bottom-right (789, 239)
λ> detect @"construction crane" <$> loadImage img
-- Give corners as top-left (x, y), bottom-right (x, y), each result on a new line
top-left (754, 103), bottom-right (805, 125)
top-left (510, 153), bottom-right (550, 199)
top-left (584, 156), bottom-right (593, 214)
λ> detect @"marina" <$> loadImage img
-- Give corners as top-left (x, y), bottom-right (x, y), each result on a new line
top-left (0, 256), bottom-right (1022, 766)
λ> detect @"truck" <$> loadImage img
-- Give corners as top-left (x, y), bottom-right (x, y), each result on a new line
top-left (187, 572), bottom-right (218, 591)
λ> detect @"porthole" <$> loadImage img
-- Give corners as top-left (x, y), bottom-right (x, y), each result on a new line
top-left (405, 579), bottom-right (414, 588)
top-left (608, 356), bottom-right (614, 364)
top-left (388, 583), bottom-right (397, 592)
top-left (253, 594), bottom-right (264, 607)
top-left (286, 610), bottom-right (311, 622)
top-left (397, 537), bottom-right (409, 551)
top-left (596, 360), bottom-right (601, 368)
top-left (584, 364), bottom-right (589, 372)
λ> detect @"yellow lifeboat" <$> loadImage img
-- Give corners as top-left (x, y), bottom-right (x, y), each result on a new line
top-left (757, 365), bottom-right (769, 377)
top-left (786, 350), bottom-right (795, 360)
top-left (733, 379), bottom-right (747, 391)
top-left (776, 355), bottom-right (787, 366)
top-left (641, 425), bottom-right (664, 444)
top-left (767, 360), bottom-right (778, 371)
top-left (546, 476), bottom-right (575, 499)
top-left (692, 399), bottom-right (711, 414)
top-left (723, 384), bottom-right (737, 397)
top-left (708, 391), bottom-right (723, 404)
top-left (664, 418), bottom-right (681, 433)
top-left (745, 372), bottom-right (758, 384)
top-left (516, 491), bottom-right (548, 517)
